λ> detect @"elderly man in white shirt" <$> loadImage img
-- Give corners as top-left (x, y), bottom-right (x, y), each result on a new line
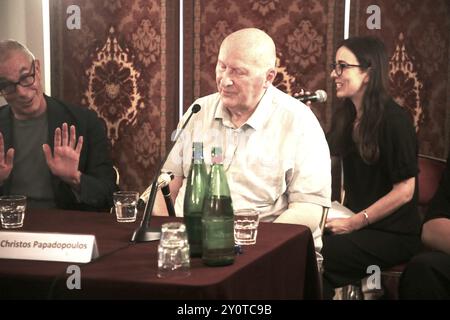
top-left (154, 27), bottom-right (331, 255)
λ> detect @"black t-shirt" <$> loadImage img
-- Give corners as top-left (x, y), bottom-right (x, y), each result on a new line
top-left (424, 153), bottom-right (450, 222)
top-left (341, 99), bottom-right (421, 235)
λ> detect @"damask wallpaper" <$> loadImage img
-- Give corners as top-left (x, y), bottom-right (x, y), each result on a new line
top-left (352, 0), bottom-right (450, 159)
top-left (50, 0), bottom-right (179, 193)
top-left (49, 0), bottom-right (450, 196)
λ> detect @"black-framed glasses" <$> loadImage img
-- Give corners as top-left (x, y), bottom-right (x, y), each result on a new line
top-left (330, 62), bottom-right (367, 76)
top-left (0, 60), bottom-right (36, 96)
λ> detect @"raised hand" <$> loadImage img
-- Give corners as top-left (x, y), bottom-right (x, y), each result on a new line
top-left (0, 132), bottom-right (14, 185)
top-left (43, 123), bottom-right (83, 187)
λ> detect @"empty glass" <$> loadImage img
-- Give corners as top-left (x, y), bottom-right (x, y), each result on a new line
top-left (0, 195), bottom-right (27, 229)
top-left (113, 191), bottom-right (139, 222)
top-left (234, 209), bottom-right (260, 245)
top-left (157, 222), bottom-right (190, 279)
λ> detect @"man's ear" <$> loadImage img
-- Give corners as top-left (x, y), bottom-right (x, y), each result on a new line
top-left (34, 59), bottom-right (41, 73)
top-left (264, 68), bottom-right (277, 88)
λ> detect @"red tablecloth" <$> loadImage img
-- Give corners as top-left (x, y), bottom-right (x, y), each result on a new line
top-left (0, 209), bottom-right (320, 299)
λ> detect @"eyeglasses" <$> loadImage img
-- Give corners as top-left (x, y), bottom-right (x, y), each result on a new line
top-left (330, 62), bottom-right (368, 76)
top-left (0, 60), bottom-right (36, 96)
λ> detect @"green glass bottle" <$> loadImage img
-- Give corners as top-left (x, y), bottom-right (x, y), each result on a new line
top-left (183, 142), bottom-right (208, 257)
top-left (202, 146), bottom-right (235, 266)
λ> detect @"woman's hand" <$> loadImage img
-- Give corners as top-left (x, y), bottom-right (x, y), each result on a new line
top-left (325, 213), bottom-right (367, 234)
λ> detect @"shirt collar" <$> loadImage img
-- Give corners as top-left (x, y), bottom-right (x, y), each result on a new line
top-left (214, 85), bottom-right (275, 131)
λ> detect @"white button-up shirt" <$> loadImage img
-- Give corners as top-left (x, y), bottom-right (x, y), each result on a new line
top-left (164, 85), bottom-right (331, 221)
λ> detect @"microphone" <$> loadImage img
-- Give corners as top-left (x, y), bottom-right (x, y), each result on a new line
top-left (161, 184), bottom-right (175, 217)
top-left (138, 172), bottom-right (174, 209)
top-left (131, 103), bottom-right (202, 242)
top-left (158, 171), bottom-right (174, 188)
top-left (159, 172), bottom-right (175, 217)
top-left (297, 90), bottom-right (327, 103)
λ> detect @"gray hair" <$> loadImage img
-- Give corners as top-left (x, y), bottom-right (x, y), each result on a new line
top-left (0, 39), bottom-right (35, 62)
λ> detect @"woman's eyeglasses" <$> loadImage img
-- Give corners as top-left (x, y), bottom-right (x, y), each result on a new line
top-left (330, 62), bottom-right (368, 76)
top-left (0, 60), bottom-right (36, 96)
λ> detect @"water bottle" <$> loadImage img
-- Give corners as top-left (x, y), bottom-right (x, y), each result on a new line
top-left (201, 146), bottom-right (235, 266)
top-left (183, 142), bottom-right (208, 257)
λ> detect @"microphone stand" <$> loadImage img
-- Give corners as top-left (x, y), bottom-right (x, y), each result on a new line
top-left (131, 104), bottom-right (201, 242)
top-left (161, 184), bottom-right (176, 217)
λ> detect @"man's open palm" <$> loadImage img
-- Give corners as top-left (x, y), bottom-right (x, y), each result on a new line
top-left (43, 123), bottom-right (83, 185)
top-left (0, 132), bottom-right (14, 184)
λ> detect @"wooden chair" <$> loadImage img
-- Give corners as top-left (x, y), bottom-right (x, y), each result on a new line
top-left (380, 154), bottom-right (447, 299)
top-left (318, 206), bottom-right (330, 299)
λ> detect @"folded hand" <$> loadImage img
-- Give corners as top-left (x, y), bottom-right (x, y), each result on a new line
top-left (325, 217), bottom-right (357, 234)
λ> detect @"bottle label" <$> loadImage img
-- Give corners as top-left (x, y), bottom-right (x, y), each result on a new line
top-left (203, 217), bottom-right (234, 250)
top-left (184, 213), bottom-right (203, 256)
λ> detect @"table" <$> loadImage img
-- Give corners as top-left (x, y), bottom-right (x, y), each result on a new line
top-left (0, 209), bottom-right (320, 300)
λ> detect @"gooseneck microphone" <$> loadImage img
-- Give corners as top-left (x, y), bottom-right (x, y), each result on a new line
top-left (159, 172), bottom-right (176, 217)
top-left (297, 90), bottom-right (327, 103)
top-left (138, 171), bottom-right (174, 209)
top-left (131, 104), bottom-right (202, 242)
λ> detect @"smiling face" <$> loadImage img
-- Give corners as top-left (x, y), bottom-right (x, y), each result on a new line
top-left (0, 50), bottom-right (46, 120)
top-left (331, 46), bottom-right (370, 108)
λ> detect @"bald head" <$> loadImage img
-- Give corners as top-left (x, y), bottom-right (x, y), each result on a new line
top-left (215, 28), bottom-right (278, 119)
top-left (220, 28), bottom-right (276, 71)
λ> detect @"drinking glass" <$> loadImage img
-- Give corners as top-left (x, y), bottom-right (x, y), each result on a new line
top-left (157, 222), bottom-right (190, 278)
top-left (0, 195), bottom-right (26, 229)
top-left (113, 191), bottom-right (139, 222)
top-left (234, 209), bottom-right (260, 245)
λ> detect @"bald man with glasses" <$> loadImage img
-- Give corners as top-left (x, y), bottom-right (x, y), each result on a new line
top-left (0, 40), bottom-right (118, 211)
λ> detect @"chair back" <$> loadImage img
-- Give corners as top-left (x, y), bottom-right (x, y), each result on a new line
top-left (380, 154), bottom-right (447, 300)
top-left (417, 154), bottom-right (446, 206)
top-left (113, 166), bottom-right (120, 186)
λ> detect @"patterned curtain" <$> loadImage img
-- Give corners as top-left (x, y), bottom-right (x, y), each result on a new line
top-left (351, 0), bottom-right (450, 159)
top-left (50, 0), bottom-right (179, 193)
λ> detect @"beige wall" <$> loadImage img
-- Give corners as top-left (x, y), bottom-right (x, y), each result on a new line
top-left (0, 0), bottom-right (47, 106)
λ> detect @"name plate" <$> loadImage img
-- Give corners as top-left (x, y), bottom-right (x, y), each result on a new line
top-left (0, 231), bottom-right (99, 263)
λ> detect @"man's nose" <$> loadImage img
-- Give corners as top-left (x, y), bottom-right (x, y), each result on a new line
top-left (221, 74), bottom-right (233, 87)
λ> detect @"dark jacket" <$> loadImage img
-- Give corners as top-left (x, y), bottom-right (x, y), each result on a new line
top-left (0, 95), bottom-right (118, 211)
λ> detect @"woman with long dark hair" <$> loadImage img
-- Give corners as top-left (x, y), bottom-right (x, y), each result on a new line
top-left (322, 36), bottom-right (422, 299)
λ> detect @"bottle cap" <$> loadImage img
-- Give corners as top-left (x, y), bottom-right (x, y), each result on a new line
top-left (193, 142), bottom-right (203, 160)
top-left (211, 147), bottom-right (223, 164)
